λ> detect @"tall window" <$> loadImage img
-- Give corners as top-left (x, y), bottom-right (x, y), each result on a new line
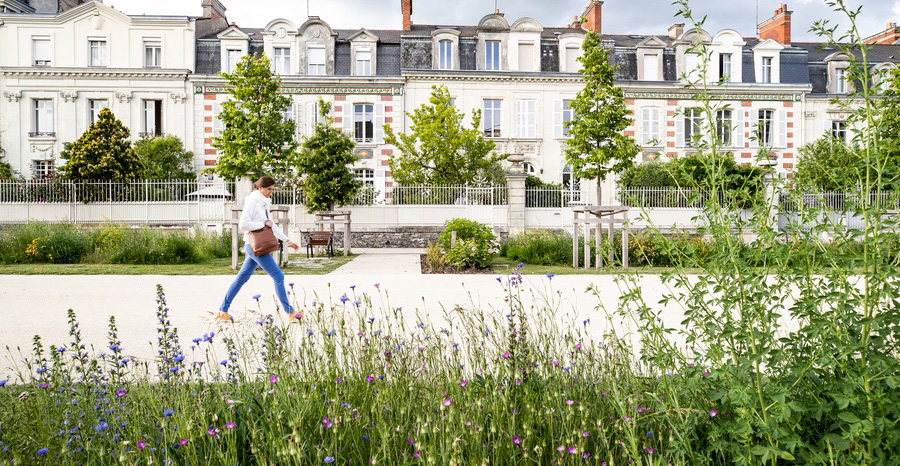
top-left (353, 168), bottom-right (375, 186)
top-left (274, 47), bottom-right (291, 75)
top-left (89, 40), bottom-right (107, 67)
top-left (518, 42), bottom-right (534, 71)
top-left (483, 99), bottom-right (502, 138)
top-left (142, 100), bottom-right (163, 136)
top-left (225, 49), bottom-right (241, 73)
top-left (758, 109), bottom-right (773, 146)
top-left (684, 53), bottom-right (701, 81)
top-left (354, 104), bottom-right (374, 143)
top-left (684, 108), bottom-right (702, 147)
top-left (438, 40), bottom-right (452, 70)
top-left (832, 121), bottom-right (848, 143)
top-left (32, 99), bottom-right (54, 135)
top-left (562, 100), bottom-right (576, 138)
top-left (562, 165), bottom-right (581, 202)
top-left (32, 37), bottom-right (51, 66)
top-left (516, 99), bottom-right (536, 138)
top-left (308, 46), bottom-right (326, 75)
top-left (144, 41), bottom-right (161, 68)
top-left (642, 54), bottom-right (658, 80)
top-left (89, 99), bottom-right (108, 125)
top-left (485, 41), bottom-right (500, 71)
top-left (355, 50), bottom-right (372, 76)
top-left (719, 53), bottom-right (732, 82)
top-left (761, 57), bottom-right (773, 83)
top-left (32, 160), bottom-right (52, 180)
top-left (565, 45), bottom-right (580, 72)
top-left (835, 68), bottom-right (846, 93)
top-left (640, 107), bottom-right (661, 145)
top-left (716, 109), bottom-right (732, 146)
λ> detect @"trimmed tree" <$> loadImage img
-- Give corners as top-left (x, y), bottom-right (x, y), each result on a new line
top-left (794, 137), bottom-right (863, 191)
top-left (60, 108), bottom-right (143, 181)
top-left (563, 30), bottom-right (640, 204)
top-left (212, 54), bottom-right (297, 180)
top-left (295, 99), bottom-right (361, 213)
top-left (135, 135), bottom-right (195, 179)
top-left (384, 84), bottom-right (502, 185)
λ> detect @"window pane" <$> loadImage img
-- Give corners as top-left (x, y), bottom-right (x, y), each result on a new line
top-left (562, 100), bottom-right (575, 137)
top-left (720, 53), bottom-right (731, 81)
top-left (643, 54), bottom-right (658, 80)
top-left (33, 39), bottom-right (51, 65)
top-left (518, 43), bottom-right (534, 71)
top-left (483, 100), bottom-right (501, 137)
top-left (308, 46), bottom-right (326, 75)
top-left (566, 46), bottom-right (580, 72)
top-left (354, 104), bottom-right (374, 142)
top-left (439, 41), bottom-right (452, 70)
top-left (486, 41), bottom-right (500, 71)
top-left (356, 50), bottom-right (371, 76)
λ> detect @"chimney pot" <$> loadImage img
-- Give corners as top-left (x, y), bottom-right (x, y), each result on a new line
top-left (401, 0), bottom-right (413, 31)
top-left (581, 0), bottom-right (602, 34)
top-left (759, 3), bottom-right (791, 45)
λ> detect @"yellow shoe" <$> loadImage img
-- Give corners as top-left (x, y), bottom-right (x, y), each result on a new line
top-left (216, 311), bottom-right (234, 323)
top-left (288, 312), bottom-right (303, 323)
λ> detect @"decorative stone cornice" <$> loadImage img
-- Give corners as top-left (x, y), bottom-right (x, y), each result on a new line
top-left (3, 91), bottom-right (21, 102)
top-left (60, 91), bottom-right (78, 103)
top-left (169, 92), bottom-right (187, 104)
top-left (115, 92), bottom-right (132, 103)
top-left (0, 67), bottom-right (191, 80)
top-left (403, 71), bottom-right (584, 84)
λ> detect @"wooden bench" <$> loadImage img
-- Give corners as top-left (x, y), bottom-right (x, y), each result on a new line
top-left (304, 231), bottom-right (334, 258)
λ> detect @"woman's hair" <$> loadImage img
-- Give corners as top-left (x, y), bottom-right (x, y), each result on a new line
top-left (253, 176), bottom-right (276, 190)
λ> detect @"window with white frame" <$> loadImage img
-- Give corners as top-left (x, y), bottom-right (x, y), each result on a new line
top-left (684, 108), bottom-right (702, 147)
top-left (89, 99), bottom-right (108, 125)
top-left (274, 47), bottom-right (291, 75)
top-left (485, 40), bottom-right (500, 71)
top-left (354, 104), bottom-right (374, 143)
top-left (522, 162), bottom-right (536, 176)
top-left (89, 40), bottom-right (107, 67)
top-left (684, 53), bottom-right (701, 81)
top-left (835, 68), bottom-right (846, 93)
top-left (438, 40), bottom-right (453, 70)
top-left (483, 99), bottom-right (502, 138)
top-left (32, 37), bottom-right (51, 66)
top-left (144, 40), bottom-right (161, 68)
top-left (142, 100), bottom-right (163, 136)
top-left (640, 107), bottom-right (661, 146)
top-left (761, 57), bottom-right (773, 83)
top-left (565, 45), bottom-right (580, 72)
top-left (518, 42), bottom-right (534, 71)
top-left (562, 165), bottom-right (581, 196)
top-left (642, 54), bottom-right (659, 81)
top-left (308, 46), bottom-right (326, 75)
top-left (719, 53), bottom-right (732, 82)
top-left (832, 120), bottom-right (848, 143)
top-left (716, 109), bottom-right (732, 146)
top-left (516, 99), bottom-right (536, 138)
top-left (562, 100), bottom-right (575, 138)
top-left (353, 168), bottom-right (375, 186)
top-left (32, 160), bottom-right (53, 180)
top-left (355, 49), bottom-right (372, 76)
top-left (32, 99), bottom-right (54, 135)
top-left (225, 49), bottom-right (241, 73)
top-left (757, 109), bottom-right (773, 146)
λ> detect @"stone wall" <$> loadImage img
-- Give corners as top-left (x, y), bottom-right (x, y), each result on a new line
top-left (318, 227), bottom-right (509, 248)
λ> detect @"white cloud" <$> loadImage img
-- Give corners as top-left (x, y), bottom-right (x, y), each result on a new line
top-left (893, 0), bottom-right (900, 19)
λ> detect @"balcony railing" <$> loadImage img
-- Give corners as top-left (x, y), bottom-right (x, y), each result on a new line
top-left (28, 132), bottom-right (56, 138)
top-left (138, 132), bottom-right (165, 138)
top-left (33, 60), bottom-right (51, 67)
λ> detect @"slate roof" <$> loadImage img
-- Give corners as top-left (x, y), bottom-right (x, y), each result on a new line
top-left (791, 42), bottom-right (900, 64)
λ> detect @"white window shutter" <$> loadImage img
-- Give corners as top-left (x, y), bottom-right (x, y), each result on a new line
top-left (375, 103), bottom-right (385, 143)
top-left (553, 100), bottom-right (563, 139)
top-left (515, 100), bottom-right (524, 138)
top-left (374, 169), bottom-right (387, 204)
top-left (733, 108), bottom-right (744, 149)
top-left (776, 109), bottom-right (787, 148)
top-left (528, 100), bottom-right (537, 138)
top-left (675, 110), bottom-right (684, 147)
top-left (749, 110), bottom-right (759, 148)
top-left (652, 108), bottom-right (661, 144)
top-left (212, 102), bottom-right (222, 137)
top-left (640, 107), bottom-right (650, 144)
top-left (343, 103), bottom-right (353, 136)
top-left (292, 102), bottom-right (302, 139)
top-left (306, 102), bottom-right (316, 137)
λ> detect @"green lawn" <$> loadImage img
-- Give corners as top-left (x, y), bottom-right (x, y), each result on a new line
top-left (0, 255), bottom-right (356, 275)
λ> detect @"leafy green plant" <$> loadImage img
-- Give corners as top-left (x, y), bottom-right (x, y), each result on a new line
top-left (134, 135), bottom-right (196, 180)
top-left (60, 108), bottom-right (144, 182)
top-left (437, 218), bottom-right (497, 268)
top-left (423, 240), bottom-right (445, 272)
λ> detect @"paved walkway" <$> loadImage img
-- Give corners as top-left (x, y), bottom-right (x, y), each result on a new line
top-left (330, 248), bottom-right (423, 275)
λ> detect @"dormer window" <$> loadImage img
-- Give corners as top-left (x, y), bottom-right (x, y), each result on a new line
top-left (518, 42), bottom-right (535, 72)
top-left (308, 46), bottom-right (326, 75)
top-left (33, 37), bottom-right (51, 67)
top-left (835, 68), bottom-right (846, 93)
top-left (274, 47), bottom-right (291, 75)
top-left (565, 45), bottom-right (581, 72)
top-left (642, 54), bottom-right (659, 81)
top-left (486, 40), bottom-right (501, 71)
top-left (438, 40), bottom-right (453, 70)
top-left (225, 49), bottom-right (241, 73)
top-left (761, 57), bottom-right (773, 83)
top-left (719, 53), bottom-right (732, 82)
top-left (356, 49), bottom-right (372, 76)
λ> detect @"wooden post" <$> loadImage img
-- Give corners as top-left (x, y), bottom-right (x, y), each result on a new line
top-left (451, 231), bottom-right (457, 248)
top-left (230, 207), bottom-right (240, 270)
top-left (572, 210), bottom-right (580, 268)
top-left (595, 222), bottom-right (602, 268)
top-left (583, 223), bottom-right (590, 270)
top-left (608, 216), bottom-right (614, 267)
top-left (343, 212), bottom-right (351, 256)
top-left (622, 210), bottom-right (629, 268)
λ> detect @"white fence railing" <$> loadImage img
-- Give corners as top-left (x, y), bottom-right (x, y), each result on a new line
top-left (273, 184), bottom-right (509, 207)
top-left (525, 188), bottom-right (584, 208)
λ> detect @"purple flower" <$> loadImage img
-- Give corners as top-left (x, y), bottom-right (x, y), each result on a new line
top-left (179, 438), bottom-right (189, 446)
top-left (325, 457), bottom-right (335, 464)
top-left (646, 448), bottom-right (655, 454)
top-left (575, 343), bottom-right (583, 350)
top-left (252, 294), bottom-right (261, 300)
top-left (374, 283), bottom-right (380, 289)
top-left (513, 436), bottom-right (521, 445)
top-left (225, 422), bottom-right (237, 429)
top-left (109, 344), bottom-right (120, 351)
top-left (459, 380), bottom-right (467, 387)
top-left (443, 397), bottom-right (452, 407)
top-left (322, 416), bottom-right (333, 429)
top-left (340, 294), bottom-right (349, 303)
top-left (37, 448), bottom-right (48, 455)
top-left (39, 383), bottom-right (49, 389)
top-left (568, 447), bottom-right (577, 454)
top-left (582, 453), bottom-right (591, 459)
top-left (207, 428), bottom-right (219, 437)
top-left (220, 360), bottom-right (227, 366)
top-left (138, 440), bottom-right (147, 450)
top-left (556, 446), bottom-right (564, 452)
top-left (269, 375), bottom-right (278, 384)
top-left (366, 375), bottom-right (375, 383)
top-left (566, 400), bottom-right (574, 406)
top-left (163, 409), bottom-right (174, 417)
top-left (0, 380), bottom-right (6, 387)
top-left (546, 273), bottom-right (555, 279)
top-left (709, 409), bottom-right (718, 417)
top-left (288, 283), bottom-right (294, 288)
top-left (413, 451), bottom-right (420, 458)
top-left (582, 431), bottom-right (590, 437)
top-left (502, 352), bottom-right (510, 359)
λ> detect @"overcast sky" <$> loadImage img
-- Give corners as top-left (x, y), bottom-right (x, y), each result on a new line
top-left (109, 0), bottom-right (897, 42)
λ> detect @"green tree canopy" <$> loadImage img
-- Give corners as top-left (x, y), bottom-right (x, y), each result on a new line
top-left (384, 85), bottom-right (503, 185)
top-left (60, 108), bottom-right (143, 181)
top-left (135, 135), bottom-right (195, 179)
top-left (295, 100), bottom-right (361, 213)
top-left (563, 30), bottom-right (641, 204)
top-left (211, 54), bottom-right (297, 180)
top-left (794, 136), bottom-right (864, 191)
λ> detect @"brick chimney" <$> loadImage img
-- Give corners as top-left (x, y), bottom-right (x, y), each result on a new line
top-left (568, 15), bottom-right (583, 29)
top-left (401, 0), bottom-right (413, 31)
top-left (864, 22), bottom-right (900, 44)
top-left (668, 23), bottom-right (685, 39)
top-left (581, 1), bottom-right (602, 34)
top-left (758, 3), bottom-right (792, 45)
top-left (198, 0), bottom-right (229, 38)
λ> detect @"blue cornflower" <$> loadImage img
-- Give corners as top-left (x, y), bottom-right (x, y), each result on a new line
top-left (350, 285), bottom-right (356, 290)
top-left (340, 294), bottom-right (349, 303)
top-left (109, 344), bottom-right (120, 351)
top-left (93, 422), bottom-right (109, 432)
top-left (324, 457), bottom-right (335, 464)
top-left (36, 367), bottom-right (46, 374)
top-left (173, 354), bottom-right (185, 363)
top-left (220, 360), bottom-right (227, 366)
top-left (252, 294), bottom-right (261, 300)
top-left (164, 409), bottom-right (174, 417)
top-left (192, 338), bottom-right (202, 344)
top-left (307, 329), bottom-right (315, 336)
top-left (56, 347), bottom-right (66, 353)
top-left (169, 367), bottom-right (178, 374)
top-left (341, 402), bottom-right (350, 408)
top-left (353, 301), bottom-right (361, 307)
top-left (517, 263), bottom-right (524, 268)
top-left (0, 380), bottom-right (6, 387)
top-left (37, 448), bottom-right (48, 455)
top-left (120, 358), bottom-right (130, 365)
top-left (546, 273), bottom-right (555, 279)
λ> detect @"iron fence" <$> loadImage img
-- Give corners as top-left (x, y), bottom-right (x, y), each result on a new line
top-left (0, 180), bottom-right (234, 204)
top-left (525, 188), bottom-right (584, 208)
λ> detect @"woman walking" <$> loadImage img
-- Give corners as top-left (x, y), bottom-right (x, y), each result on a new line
top-left (218, 176), bottom-right (299, 322)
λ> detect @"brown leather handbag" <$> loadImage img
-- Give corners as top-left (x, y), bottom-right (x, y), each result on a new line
top-left (248, 210), bottom-right (280, 256)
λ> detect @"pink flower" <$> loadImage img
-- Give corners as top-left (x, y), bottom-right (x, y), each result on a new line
top-left (459, 380), bottom-right (467, 387)
top-left (575, 343), bottom-right (583, 350)
top-left (443, 397), bottom-right (452, 407)
top-left (515, 380), bottom-right (522, 385)
top-left (513, 436), bottom-right (521, 445)
top-left (269, 375), bottom-right (278, 384)
top-left (207, 428), bottom-right (219, 437)
top-left (366, 375), bottom-right (375, 383)
top-left (566, 400), bottom-right (574, 406)
top-left (137, 440), bottom-right (147, 450)
top-left (502, 352), bottom-right (510, 359)
top-left (646, 448), bottom-right (656, 454)
top-left (226, 422), bottom-right (237, 429)
top-left (179, 438), bottom-right (189, 446)
top-left (322, 416), bottom-right (333, 429)
top-left (582, 431), bottom-right (590, 437)
top-left (709, 409), bottom-right (718, 417)
top-left (115, 390), bottom-right (126, 397)
top-left (568, 447), bottom-right (577, 454)
top-left (557, 446), bottom-right (564, 452)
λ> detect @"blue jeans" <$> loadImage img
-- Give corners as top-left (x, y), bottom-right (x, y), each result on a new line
top-left (220, 244), bottom-right (293, 313)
